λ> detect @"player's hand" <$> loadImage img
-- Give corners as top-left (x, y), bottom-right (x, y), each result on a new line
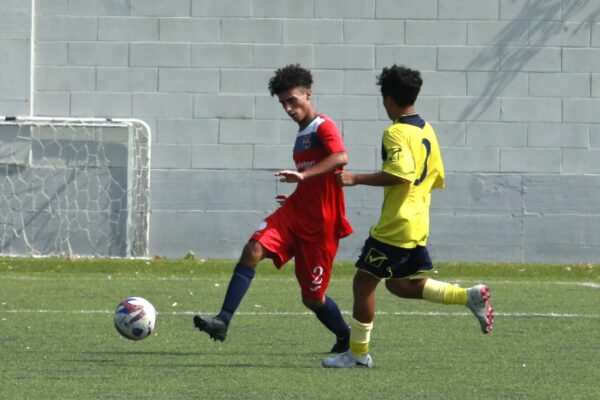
top-left (335, 170), bottom-right (356, 187)
top-left (275, 194), bottom-right (288, 206)
top-left (275, 170), bottom-right (304, 183)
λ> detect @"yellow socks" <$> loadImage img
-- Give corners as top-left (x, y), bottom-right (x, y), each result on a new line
top-left (349, 318), bottom-right (373, 357)
top-left (422, 279), bottom-right (467, 305)
top-left (347, 280), bottom-right (466, 358)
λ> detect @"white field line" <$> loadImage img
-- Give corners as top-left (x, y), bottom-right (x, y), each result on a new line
top-left (578, 282), bottom-right (600, 288)
top-left (1, 309), bottom-right (598, 319)
top-left (0, 275), bottom-right (599, 288)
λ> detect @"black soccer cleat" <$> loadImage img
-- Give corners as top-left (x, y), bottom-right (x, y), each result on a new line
top-left (329, 336), bottom-right (350, 353)
top-left (193, 315), bottom-right (228, 342)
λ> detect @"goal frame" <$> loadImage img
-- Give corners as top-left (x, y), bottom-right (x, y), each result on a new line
top-left (0, 116), bottom-right (151, 258)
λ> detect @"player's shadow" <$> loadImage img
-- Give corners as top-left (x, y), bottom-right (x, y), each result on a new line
top-left (76, 350), bottom-right (321, 369)
top-left (81, 350), bottom-right (200, 357)
top-left (459, 0), bottom-right (600, 123)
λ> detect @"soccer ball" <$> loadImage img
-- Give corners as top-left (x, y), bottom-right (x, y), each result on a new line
top-left (114, 297), bottom-right (156, 341)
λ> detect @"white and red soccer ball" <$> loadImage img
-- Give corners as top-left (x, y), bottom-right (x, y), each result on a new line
top-left (114, 297), bottom-right (156, 341)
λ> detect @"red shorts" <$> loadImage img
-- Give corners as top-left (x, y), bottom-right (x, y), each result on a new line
top-left (250, 215), bottom-right (339, 300)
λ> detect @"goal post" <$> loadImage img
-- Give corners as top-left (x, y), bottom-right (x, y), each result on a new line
top-left (0, 116), bottom-right (151, 258)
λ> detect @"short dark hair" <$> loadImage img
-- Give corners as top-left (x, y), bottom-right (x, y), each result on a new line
top-left (268, 64), bottom-right (313, 96)
top-left (376, 65), bottom-right (422, 107)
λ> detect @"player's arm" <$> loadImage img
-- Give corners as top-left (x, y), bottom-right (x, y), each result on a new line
top-left (335, 170), bottom-right (406, 187)
top-left (276, 151), bottom-right (348, 183)
top-left (339, 129), bottom-right (413, 187)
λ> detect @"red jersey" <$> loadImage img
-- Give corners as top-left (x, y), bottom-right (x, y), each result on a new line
top-left (271, 114), bottom-right (353, 241)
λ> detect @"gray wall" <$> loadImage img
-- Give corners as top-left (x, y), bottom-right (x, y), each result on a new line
top-left (1, 0), bottom-right (600, 263)
top-left (0, 0), bottom-right (30, 114)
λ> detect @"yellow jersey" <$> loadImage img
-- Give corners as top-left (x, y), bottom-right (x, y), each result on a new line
top-left (370, 114), bottom-right (445, 248)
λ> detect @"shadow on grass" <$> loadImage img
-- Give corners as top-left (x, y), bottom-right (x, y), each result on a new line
top-left (69, 349), bottom-right (330, 368)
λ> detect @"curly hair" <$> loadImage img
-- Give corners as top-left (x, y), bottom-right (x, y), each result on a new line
top-left (376, 65), bottom-right (422, 107)
top-left (268, 64), bottom-right (313, 96)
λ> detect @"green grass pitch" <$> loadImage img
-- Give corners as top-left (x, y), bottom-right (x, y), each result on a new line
top-left (1, 258), bottom-right (599, 399)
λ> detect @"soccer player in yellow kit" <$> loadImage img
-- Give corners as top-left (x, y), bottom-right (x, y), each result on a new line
top-left (323, 65), bottom-right (494, 368)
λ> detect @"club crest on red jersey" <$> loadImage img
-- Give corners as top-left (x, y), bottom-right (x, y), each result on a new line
top-left (302, 135), bottom-right (311, 149)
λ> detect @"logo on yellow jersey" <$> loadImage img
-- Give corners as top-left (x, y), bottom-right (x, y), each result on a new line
top-left (387, 146), bottom-right (402, 162)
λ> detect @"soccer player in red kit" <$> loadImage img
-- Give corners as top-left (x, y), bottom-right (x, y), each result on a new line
top-left (194, 64), bottom-right (353, 353)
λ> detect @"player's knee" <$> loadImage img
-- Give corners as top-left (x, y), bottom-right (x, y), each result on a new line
top-left (385, 278), bottom-right (408, 296)
top-left (302, 295), bottom-right (325, 311)
top-left (240, 240), bottom-right (264, 266)
top-left (385, 278), bottom-right (423, 299)
top-left (353, 270), bottom-right (381, 294)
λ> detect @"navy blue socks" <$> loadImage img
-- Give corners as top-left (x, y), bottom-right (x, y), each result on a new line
top-left (314, 295), bottom-right (350, 339)
top-left (217, 263), bottom-right (255, 325)
top-left (216, 263), bottom-right (348, 342)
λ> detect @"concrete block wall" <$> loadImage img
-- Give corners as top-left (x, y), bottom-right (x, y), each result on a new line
top-left (1, 0), bottom-right (599, 263)
top-left (0, 0), bottom-right (31, 115)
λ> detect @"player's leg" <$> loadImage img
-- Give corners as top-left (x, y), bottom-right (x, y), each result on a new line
top-left (193, 239), bottom-right (269, 341)
top-left (303, 294), bottom-right (350, 353)
top-left (385, 276), bottom-right (468, 305)
top-left (194, 216), bottom-right (292, 341)
top-left (384, 246), bottom-right (494, 333)
top-left (392, 278), bottom-right (494, 334)
top-left (323, 236), bottom-right (390, 368)
top-left (322, 269), bottom-right (378, 368)
top-left (217, 239), bottom-right (265, 323)
top-left (349, 269), bottom-right (379, 359)
top-left (295, 240), bottom-right (350, 353)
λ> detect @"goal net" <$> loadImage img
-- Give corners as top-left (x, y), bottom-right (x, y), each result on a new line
top-left (0, 117), bottom-right (150, 258)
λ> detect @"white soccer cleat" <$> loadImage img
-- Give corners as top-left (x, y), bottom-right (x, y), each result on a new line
top-left (322, 350), bottom-right (373, 369)
top-left (466, 284), bottom-right (494, 334)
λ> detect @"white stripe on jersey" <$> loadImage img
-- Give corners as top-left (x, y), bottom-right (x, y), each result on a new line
top-left (297, 115), bottom-right (325, 137)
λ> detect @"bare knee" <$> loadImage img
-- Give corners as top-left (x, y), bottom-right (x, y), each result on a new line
top-left (302, 296), bottom-right (325, 312)
top-left (352, 270), bottom-right (380, 323)
top-left (385, 278), bottom-right (425, 299)
top-left (239, 240), bottom-right (266, 267)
